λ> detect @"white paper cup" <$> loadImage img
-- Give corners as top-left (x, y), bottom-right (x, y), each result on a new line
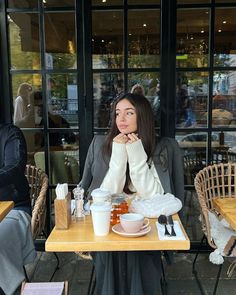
top-left (91, 188), bottom-right (111, 204)
top-left (90, 202), bottom-right (112, 236)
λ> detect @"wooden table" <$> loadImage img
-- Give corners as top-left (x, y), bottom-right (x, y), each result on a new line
top-left (0, 201), bottom-right (14, 222)
top-left (46, 215), bottom-right (190, 252)
top-left (213, 197), bottom-right (236, 231)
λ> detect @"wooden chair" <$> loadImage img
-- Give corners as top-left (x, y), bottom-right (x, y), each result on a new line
top-left (193, 163), bottom-right (236, 295)
top-left (25, 165), bottom-right (59, 281)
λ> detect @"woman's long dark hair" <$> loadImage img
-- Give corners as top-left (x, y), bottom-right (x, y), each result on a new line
top-left (103, 93), bottom-right (156, 193)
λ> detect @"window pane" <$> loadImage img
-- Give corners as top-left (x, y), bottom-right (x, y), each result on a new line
top-left (43, 0), bottom-right (75, 8)
top-left (178, 0), bottom-right (210, 3)
top-left (92, 0), bottom-right (123, 5)
top-left (9, 13), bottom-right (40, 70)
top-left (128, 10), bottom-right (160, 68)
top-left (92, 11), bottom-right (123, 69)
top-left (93, 73), bottom-right (124, 128)
top-left (45, 74), bottom-right (78, 128)
top-left (128, 72), bottom-right (160, 126)
top-left (8, 0), bottom-right (38, 8)
top-left (177, 9), bottom-right (209, 68)
top-left (45, 12), bottom-right (76, 70)
top-left (212, 71), bottom-right (236, 127)
top-left (128, 0), bottom-right (160, 4)
top-left (214, 8), bottom-right (236, 67)
top-left (176, 72), bottom-right (209, 128)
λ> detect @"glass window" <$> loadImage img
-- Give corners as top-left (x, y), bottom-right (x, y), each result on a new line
top-left (8, 0), bottom-right (38, 8)
top-left (176, 72), bottom-right (209, 128)
top-left (45, 12), bottom-right (76, 70)
top-left (212, 71), bottom-right (236, 127)
top-left (9, 13), bottom-right (40, 70)
top-left (176, 9), bottom-right (209, 68)
top-left (128, 72), bottom-right (160, 126)
top-left (44, 74), bottom-right (78, 128)
top-left (92, 11), bottom-right (123, 69)
top-left (128, 0), bottom-right (160, 4)
top-left (178, 0), bottom-right (210, 3)
top-left (92, 0), bottom-right (123, 5)
top-left (128, 10), bottom-right (160, 68)
top-left (214, 8), bottom-right (236, 67)
top-left (93, 73), bottom-right (124, 128)
top-left (43, 0), bottom-right (75, 8)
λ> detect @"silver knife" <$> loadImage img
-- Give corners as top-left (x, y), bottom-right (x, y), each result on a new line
top-left (167, 215), bottom-right (176, 236)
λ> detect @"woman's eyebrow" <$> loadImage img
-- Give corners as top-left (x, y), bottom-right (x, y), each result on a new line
top-left (115, 107), bottom-right (135, 111)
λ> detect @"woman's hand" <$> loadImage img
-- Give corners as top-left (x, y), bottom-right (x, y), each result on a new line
top-left (113, 133), bottom-right (128, 144)
top-left (127, 133), bottom-right (139, 144)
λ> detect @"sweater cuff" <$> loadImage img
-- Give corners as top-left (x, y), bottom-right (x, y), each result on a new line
top-left (110, 141), bottom-right (127, 166)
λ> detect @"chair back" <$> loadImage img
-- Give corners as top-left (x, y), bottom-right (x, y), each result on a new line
top-left (25, 165), bottom-right (48, 240)
top-left (194, 163), bottom-right (236, 248)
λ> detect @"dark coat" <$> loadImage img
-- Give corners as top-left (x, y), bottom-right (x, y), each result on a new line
top-left (0, 124), bottom-right (30, 213)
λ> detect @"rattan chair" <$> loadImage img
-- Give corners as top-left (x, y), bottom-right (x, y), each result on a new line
top-left (193, 163), bottom-right (236, 295)
top-left (25, 165), bottom-right (59, 281)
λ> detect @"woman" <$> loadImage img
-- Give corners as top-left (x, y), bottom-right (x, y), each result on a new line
top-left (13, 82), bottom-right (33, 126)
top-left (0, 123), bottom-right (36, 295)
top-left (80, 93), bottom-right (184, 295)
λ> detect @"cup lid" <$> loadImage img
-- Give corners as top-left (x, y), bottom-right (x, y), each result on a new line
top-left (91, 188), bottom-right (111, 198)
top-left (90, 202), bottom-right (112, 212)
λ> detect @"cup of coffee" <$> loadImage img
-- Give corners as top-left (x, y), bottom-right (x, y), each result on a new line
top-left (91, 188), bottom-right (111, 204)
top-left (90, 202), bottom-right (112, 236)
top-left (120, 213), bottom-right (149, 233)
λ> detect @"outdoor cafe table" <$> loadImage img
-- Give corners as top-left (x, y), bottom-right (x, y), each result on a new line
top-left (45, 214), bottom-right (190, 252)
top-left (0, 201), bottom-right (14, 222)
top-left (213, 197), bottom-right (236, 231)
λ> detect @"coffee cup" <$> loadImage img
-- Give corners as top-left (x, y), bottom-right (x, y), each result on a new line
top-left (91, 188), bottom-right (111, 204)
top-left (90, 202), bottom-right (112, 236)
top-left (120, 213), bottom-right (149, 233)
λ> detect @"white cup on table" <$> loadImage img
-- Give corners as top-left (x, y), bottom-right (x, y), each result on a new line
top-left (91, 188), bottom-right (111, 204)
top-left (90, 202), bottom-right (112, 236)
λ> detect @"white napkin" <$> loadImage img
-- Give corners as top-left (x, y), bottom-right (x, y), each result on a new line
top-left (156, 220), bottom-right (186, 240)
top-left (55, 183), bottom-right (68, 199)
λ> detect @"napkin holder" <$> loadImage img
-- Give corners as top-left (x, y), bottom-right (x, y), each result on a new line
top-left (54, 192), bottom-right (71, 230)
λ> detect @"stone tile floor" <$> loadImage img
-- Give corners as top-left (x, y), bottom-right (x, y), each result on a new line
top-left (18, 251), bottom-right (235, 295)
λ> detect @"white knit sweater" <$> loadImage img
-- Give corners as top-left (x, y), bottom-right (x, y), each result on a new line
top-left (100, 139), bottom-right (164, 198)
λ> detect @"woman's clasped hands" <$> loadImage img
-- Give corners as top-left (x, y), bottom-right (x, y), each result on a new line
top-left (113, 133), bottom-right (139, 144)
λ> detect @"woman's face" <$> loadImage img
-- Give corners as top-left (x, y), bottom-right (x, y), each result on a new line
top-left (115, 99), bottom-right (137, 134)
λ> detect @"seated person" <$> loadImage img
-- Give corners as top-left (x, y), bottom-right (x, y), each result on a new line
top-left (34, 91), bottom-right (76, 147)
top-left (79, 93), bottom-right (184, 295)
top-left (0, 123), bottom-right (36, 295)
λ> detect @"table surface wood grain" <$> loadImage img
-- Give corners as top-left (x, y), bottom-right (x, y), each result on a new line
top-left (213, 197), bottom-right (236, 231)
top-left (0, 201), bottom-right (14, 222)
top-left (46, 214), bottom-right (190, 252)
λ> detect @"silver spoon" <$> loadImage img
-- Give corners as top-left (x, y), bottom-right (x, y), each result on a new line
top-left (158, 215), bottom-right (170, 236)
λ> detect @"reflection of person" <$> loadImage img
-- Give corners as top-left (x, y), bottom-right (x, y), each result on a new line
top-left (79, 93), bottom-right (184, 295)
top-left (0, 123), bottom-right (36, 295)
top-left (130, 83), bottom-right (145, 96)
top-left (13, 83), bottom-right (33, 125)
top-left (34, 91), bottom-right (75, 146)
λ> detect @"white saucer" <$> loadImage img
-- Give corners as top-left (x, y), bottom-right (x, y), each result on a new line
top-left (112, 223), bottom-right (151, 237)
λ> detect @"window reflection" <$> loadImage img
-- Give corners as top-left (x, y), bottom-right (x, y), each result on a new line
top-left (128, 72), bottom-right (160, 126)
top-left (176, 72), bottom-right (209, 128)
top-left (92, 11), bottom-right (123, 69)
top-left (43, 0), bottom-right (75, 8)
top-left (44, 12), bottom-right (76, 69)
top-left (212, 71), bottom-right (236, 127)
top-left (8, 0), bottom-right (37, 8)
top-left (128, 10), bottom-right (160, 68)
top-left (9, 13), bottom-right (40, 70)
top-left (128, 0), bottom-right (160, 4)
top-left (92, 0), bottom-right (123, 5)
top-left (214, 8), bottom-right (236, 67)
top-left (93, 73), bottom-right (124, 128)
top-left (176, 9), bottom-right (209, 68)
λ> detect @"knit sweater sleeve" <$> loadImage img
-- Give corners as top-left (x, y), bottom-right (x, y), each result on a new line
top-left (100, 142), bottom-right (127, 194)
top-left (126, 139), bottom-right (164, 198)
